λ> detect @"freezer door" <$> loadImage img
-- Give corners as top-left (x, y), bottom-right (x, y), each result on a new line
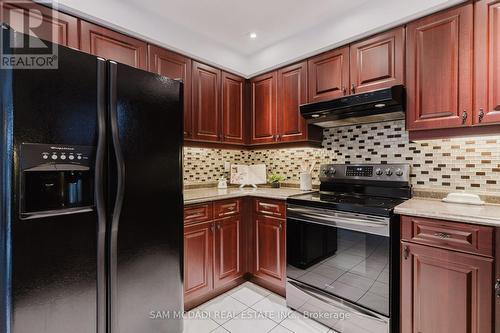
top-left (1, 29), bottom-right (106, 333)
top-left (107, 61), bottom-right (183, 333)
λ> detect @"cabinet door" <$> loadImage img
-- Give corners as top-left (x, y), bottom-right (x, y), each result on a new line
top-left (307, 46), bottom-right (349, 102)
top-left (79, 21), bottom-right (147, 70)
top-left (148, 46), bottom-right (192, 138)
top-left (254, 215), bottom-right (285, 285)
top-left (0, 0), bottom-right (78, 48)
top-left (406, 4), bottom-right (473, 131)
top-left (350, 27), bottom-right (405, 93)
top-left (250, 72), bottom-right (277, 144)
top-left (192, 61), bottom-right (221, 142)
top-left (213, 216), bottom-right (244, 288)
top-left (474, 0), bottom-right (500, 125)
top-left (184, 222), bottom-right (213, 302)
top-left (277, 61), bottom-right (308, 142)
top-left (401, 242), bottom-right (493, 333)
top-left (221, 72), bottom-right (245, 144)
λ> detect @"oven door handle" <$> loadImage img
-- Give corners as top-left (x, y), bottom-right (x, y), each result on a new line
top-left (287, 207), bottom-right (388, 227)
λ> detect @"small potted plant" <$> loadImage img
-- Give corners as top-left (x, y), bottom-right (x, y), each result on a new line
top-left (268, 173), bottom-right (285, 188)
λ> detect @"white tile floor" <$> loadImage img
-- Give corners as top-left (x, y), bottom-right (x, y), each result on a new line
top-left (184, 282), bottom-right (335, 333)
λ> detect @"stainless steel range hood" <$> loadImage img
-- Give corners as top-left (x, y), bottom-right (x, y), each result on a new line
top-left (300, 85), bottom-right (405, 128)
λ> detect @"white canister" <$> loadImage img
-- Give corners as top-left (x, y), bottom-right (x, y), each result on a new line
top-left (300, 172), bottom-right (312, 191)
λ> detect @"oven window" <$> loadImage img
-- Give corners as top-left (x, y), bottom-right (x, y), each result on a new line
top-left (287, 218), bottom-right (390, 316)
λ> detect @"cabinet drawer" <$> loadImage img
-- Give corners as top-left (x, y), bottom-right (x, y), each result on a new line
top-left (401, 216), bottom-right (494, 257)
top-left (214, 199), bottom-right (241, 218)
top-left (254, 198), bottom-right (286, 218)
top-left (184, 203), bottom-right (213, 224)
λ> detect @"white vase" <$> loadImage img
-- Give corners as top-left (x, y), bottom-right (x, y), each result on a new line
top-left (300, 172), bottom-right (312, 191)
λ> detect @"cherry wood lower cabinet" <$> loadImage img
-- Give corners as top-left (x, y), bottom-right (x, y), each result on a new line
top-left (251, 199), bottom-right (286, 295)
top-left (213, 216), bottom-right (244, 288)
top-left (184, 221), bottom-right (214, 303)
top-left (183, 199), bottom-right (245, 309)
top-left (401, 216), bottom-right (495, 333)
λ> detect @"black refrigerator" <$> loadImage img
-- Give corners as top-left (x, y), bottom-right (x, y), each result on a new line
top-left (0, 28), bottom-right (184, 333)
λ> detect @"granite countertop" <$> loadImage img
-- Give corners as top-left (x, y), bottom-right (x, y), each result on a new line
top-left (184, 187), bottom-right (314, 205)
top-left (395, 198), bottom-right (500, 227)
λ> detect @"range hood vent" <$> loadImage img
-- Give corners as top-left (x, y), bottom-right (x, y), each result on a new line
top-left (300, 85), bottom-right (405, 128)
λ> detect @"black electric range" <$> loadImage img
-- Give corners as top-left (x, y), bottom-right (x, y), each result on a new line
top-left (286, 163), bottom-right (411, 333)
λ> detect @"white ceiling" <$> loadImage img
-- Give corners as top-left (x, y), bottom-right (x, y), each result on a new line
top-left (55, 0), bottom-right (466, 77)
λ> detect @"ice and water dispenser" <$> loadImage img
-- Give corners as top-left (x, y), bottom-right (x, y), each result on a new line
top-left (20, 143), bottom-right (95, 219)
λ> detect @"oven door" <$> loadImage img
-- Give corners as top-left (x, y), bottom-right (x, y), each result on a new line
top-left (286, 204), bottom-right (391, 330)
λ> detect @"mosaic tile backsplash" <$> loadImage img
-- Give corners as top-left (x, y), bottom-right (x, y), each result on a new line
top-left (183, 120), bottom-right (500, 195)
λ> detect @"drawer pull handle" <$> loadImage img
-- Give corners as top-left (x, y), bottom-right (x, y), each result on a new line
top-left (433, 232), bottom-right (451, 239)
top-left (495, 279), bottom-right (500, 298)
top-left (403, 246), bottom-right (409, 260)
top-left (186, 212), bottom-right (205, 219)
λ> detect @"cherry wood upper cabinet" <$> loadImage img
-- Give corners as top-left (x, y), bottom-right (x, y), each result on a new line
top-left (148, 46), bottom-right (192, 138)
top-left (406, 4), bottom-right (473, 131)
top-left (192, 61), bottom-right (221, 142)
top-left (474, 0), bottom-right (500, 125)
top-left (401, 242), bottom-right (493, 333)
top-left (0, 0), bottom-right (78, 48)
top-left (350, 27), bottom-right (405, 93)
top-left (79, 21), bottom-right (147, 70)
top-left (277, 62), bottom-right (308, 142)
top-left (254, 215), bottom-right (286, 289)
top-left (221, 72), bottom-right (245, 144)
top-left (184, 221), bottom-right (214, 303)
top-left (307, 46), bottom-right (349, 102)
top-left (250, 72), bottom-right (277, 144)
top-left (213, 216), bottom-right (244, 288)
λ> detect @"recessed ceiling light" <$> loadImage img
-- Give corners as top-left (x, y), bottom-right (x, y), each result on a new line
top-left (249, 32), bottom-right (257, 39)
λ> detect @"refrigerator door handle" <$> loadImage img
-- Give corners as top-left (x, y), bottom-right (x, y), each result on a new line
top-left (95, 57), bottom-right (107, 333)
top-left (108, 61), bottom-right (126, 333)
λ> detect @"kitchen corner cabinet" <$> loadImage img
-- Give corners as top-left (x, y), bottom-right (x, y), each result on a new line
top-left (148, 46), bottom-right (192, 138)
top-left (250, 64), bottom-right (321, 146)
top-left (250, 71), bottom-right (278, 144)
top-left (183, 200), bottom-right (245, 308)
top-left (0, 0), bottom-right (79, 48)
top-left (252, 199), bottom-right (286, 295)
top-left (221, 72), bottom-right (245, 144)
top-left (191, 62), bottom-right (245, 144)
top-left (350, 27), bottom-right (405, 93)
top-left (307, 46), bottom-right (350, 102)
top-left (79, 21), bottom-right (147, 70)
top-left (400, 216), bottom-right (494, 333)
top-left (474, 0), bottom-right (500, 125)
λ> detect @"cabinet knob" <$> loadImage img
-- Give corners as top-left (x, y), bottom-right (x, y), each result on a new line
top-left (403, 246), bottom-right (409, 260)
top-left (210, 224), bottom-right (215, 233)
top-left (495, 279), bottom-right (500, 298)
top-left (216, 223), bottom-right (221, 230)
top-left (462, 110), bottom-right (468, 124)
top-left (478, 108), bottom-right (485, 122)
top-left (350, 84), bottom-right (356, 94)
top-left (278, 222), bottom-right (283, 230)
top-left (342, 86), bottom-right (347, 95)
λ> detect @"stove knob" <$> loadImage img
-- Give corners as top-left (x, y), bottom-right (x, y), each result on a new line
top-left (395, 168), bottom-right (404, 176)
top-left (375, 168), bottom-right (383, 176)
top-left (385, 168), bottom-right (393, 176)
top-left (329, 167), bottom-right (336, 175)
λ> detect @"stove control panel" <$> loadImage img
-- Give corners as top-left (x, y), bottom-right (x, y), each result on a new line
top-left (320, 163), bottom-right (410, 183)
